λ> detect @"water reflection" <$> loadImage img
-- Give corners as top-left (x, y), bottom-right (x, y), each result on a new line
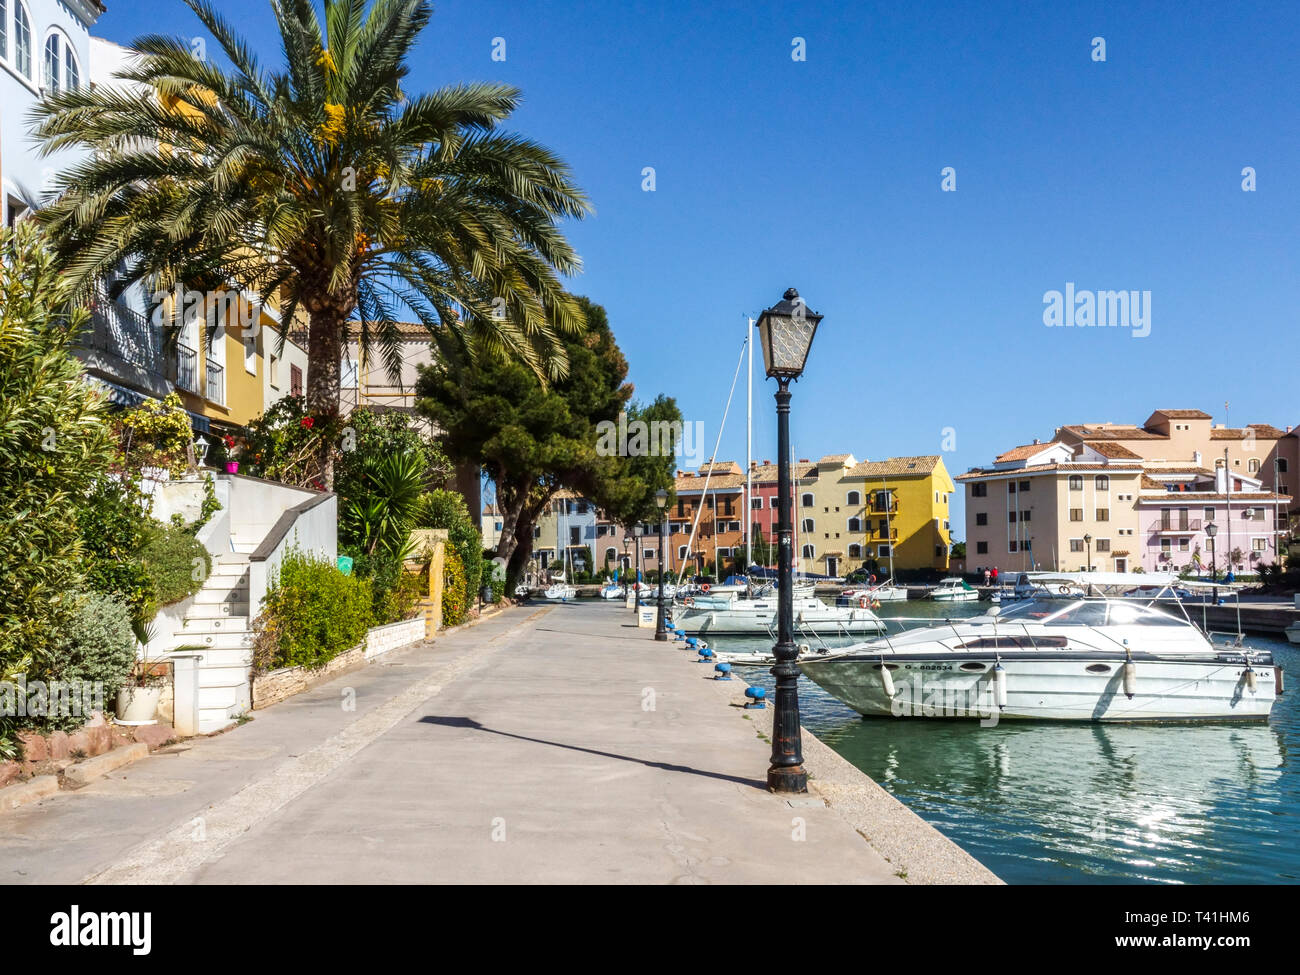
top-left (719, 601), bottom-right (1299, 884)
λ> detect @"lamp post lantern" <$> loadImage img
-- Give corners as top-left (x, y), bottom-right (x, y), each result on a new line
top-left (755, 287), bottom-right (823, 794)
top-left (655, 489), bottom-right (669, 640)
top-left (1205, 521), bottom-right (1218, 581)
top-left (1084, 533), bottom-right (1092, 572)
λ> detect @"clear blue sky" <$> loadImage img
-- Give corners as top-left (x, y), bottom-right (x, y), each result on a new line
top-left (95, 1), bottom-right (1299, 534)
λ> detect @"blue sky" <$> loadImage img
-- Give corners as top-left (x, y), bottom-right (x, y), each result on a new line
top-left (95, 1), bottom-right (1299, 534)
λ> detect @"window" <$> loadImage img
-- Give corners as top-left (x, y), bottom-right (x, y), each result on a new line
top-left (877, 518), bottom-right (888, 534)
top-left (1096, 538), bottom-right (1110, 553)
top-left (717, 547), bottom-right (732, 557)
top-left (269, 354), bottom-right (280, 388)
top-left (41, 28), bottom-right (77, 93)
top-left (678, 546), bottom-right (687, 559)
top-left (1178, 538), bottom-right (1190, 552)
top-left (1095, 475), bottom-right (1110, 490)
top-left (1204, 507), bottom-right (1215, 521)
top-left (1068, 475), bottom-right (1083, 490)
top-left (1160, 538), bottom-right (1172, 552)
top-left (878, 544), bottom-right (891, 557)
top-left (1008, 482), bottom-right (1017, 495)
top-left (971, 483), bottom-right (987, 497)
top-left (1279, 459), bottom-right (1289, 473)
top-left (801, 493), bottom-right (814, 507)
top-left (643, 549), bottom-right (654, 561)
top-left (677, 500), bottom-right (685, 516)
top-left (290, 363), bottom-right (303, 396)
top-left (1019, 480), bottom-right (1031, 492)
top-left (976, 541), bottom-right (988, 554)
top-left (1253, 538), bottom-right (1266, 552)
top-left (801, 544), bottom-right (815, 559)
top-left (751, 497), bottom-right (762, 509)
top-left (936, 545), bottom-right (945, 557)
top-left (1069, 539), bottom-right (1084, 552)
top-left (1009, 540), bottom-right (1018, 552)
top-left (243, 336), bottom-right (257, 374)
top-left (846, 491), bottom-right (861, 506)
top-left (604, 547), bottom-right (617, 564)
top-left (1008, 511), bottom-right (1017, 523)
top-left (1069, 508), bottom-right (1083, 521)
top-left (874, 490), bottom-right (892, 510)
top-left (1096, 508), bottom-right (1109, 522)
top-left (13, 1), bottom-right (31, 78)
top-left (847, 517), bottom-right (862, 532)
top-left (848, 544), bottom-right (861, 558)
top-left (975, 512), bottom-right (987, 526)
top-left (1020, 510), bottom-right (1031, 522)
top-left (1248, 458), bottom-right (1260, 473)
top-left (801, 518), bottom-right (815, 533)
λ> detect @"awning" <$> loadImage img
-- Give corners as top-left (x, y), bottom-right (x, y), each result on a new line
top-left (88, 378), bottom-right (210, 432)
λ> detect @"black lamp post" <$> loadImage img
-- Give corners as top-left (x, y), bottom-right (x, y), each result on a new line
top-left (622, 535), bottom-right (631, 601)
top-left (655, 489), bottom-right (669, 640)
top-left (633, 524), bottom-right (643, 613)
top-left (755, 287), bottom-right (822, 794)
top-left (1205, 521), bottom-right (1218, 581)
top-left (1084, 533), bottom-right (1092, 572)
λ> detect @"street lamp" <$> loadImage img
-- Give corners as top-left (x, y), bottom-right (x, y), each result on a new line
top-left (1205, 521), bottom-right (1218, 581)
top-left (755, 287), bottom-right (823, 794)
top-left (1084, 533), bottom-right (1092, 571)
top-left (655, 489), bottom-right (669, 640)
top-left (632, 524), bottom-right (643, 613)
top-left (622, 535), bottom-right (631, 600)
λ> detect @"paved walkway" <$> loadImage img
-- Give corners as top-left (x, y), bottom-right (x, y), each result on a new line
top-left (0, 602), bottom-right (967, 884)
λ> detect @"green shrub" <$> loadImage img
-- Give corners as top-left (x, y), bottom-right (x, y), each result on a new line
top-left (77, 476), bottom-right (154, 618)
top-left (442, 545), bottom-right (468, 627)
top-left (417, 489), bottom-right (483, 600)
top-left (350, 550), bottom-right (422, 625)
top-left (140, 523), bottom-right (211, 616)
top-left (252, 552), bottom-right (374, 671)
top-left (42, 593), bottom-right (138, 731)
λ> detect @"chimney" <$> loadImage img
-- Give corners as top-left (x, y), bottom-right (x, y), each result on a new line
top-left (763, 459), bottom-right (771, 465)
top-left (799, 458), bottom-right (809, 463)
top-left (1033, 438), bottom-right (1040, 445)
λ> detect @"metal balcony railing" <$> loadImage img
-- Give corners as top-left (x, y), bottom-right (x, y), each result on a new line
top-left (87, 286), bottom-right (165, 375)
top-left (176, 343), bottom-right (199, 393)
top-left (205, 358), bottom-right (224, 404)
top-left (1151, 518), bottom-right (1202, 534)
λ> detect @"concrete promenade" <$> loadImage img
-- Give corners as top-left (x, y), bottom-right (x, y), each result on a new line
top-left (0, 601), bottom-right (996, 884)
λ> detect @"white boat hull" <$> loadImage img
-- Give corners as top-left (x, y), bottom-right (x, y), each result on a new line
top-left (801, 652), bottom-right (1278, 722)
top-left (1286, 623), bottom-right (1300, 645)
top-left (675, 605), bottom-right (885, 635)
top-left (931, 590), bottom-right (979, 602)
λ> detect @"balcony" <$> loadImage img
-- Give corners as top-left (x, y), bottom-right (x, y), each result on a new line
top-left (205, 358), bottom-right (225, 405)
top-left (1150, 518), bottom-right (1201, 535)
top-left (176, 343), bottom-right (200, 394)
top-left (81, 287), bottom-right (170, 397)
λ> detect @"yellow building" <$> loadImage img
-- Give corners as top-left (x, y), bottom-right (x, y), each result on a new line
top-left (794, 454), bottom-right (955, 577)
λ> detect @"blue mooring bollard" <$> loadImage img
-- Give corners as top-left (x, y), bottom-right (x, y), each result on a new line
top-left (696, 646), bottom-right (714, 663)
top-left (714, 662), bottom-right (732, 681)
top-left (744, 686), bottom-right (766, 709)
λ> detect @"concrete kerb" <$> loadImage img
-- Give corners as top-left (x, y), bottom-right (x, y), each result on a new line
top-left (692, 654), bottom-right (1003, 885)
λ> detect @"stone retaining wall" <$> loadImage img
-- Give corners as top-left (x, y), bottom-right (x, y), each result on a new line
top-left (252, 616), bottom-right (427, 710)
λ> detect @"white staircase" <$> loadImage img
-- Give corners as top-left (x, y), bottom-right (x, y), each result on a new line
top-left (177, 554), bottom-right (254, 734)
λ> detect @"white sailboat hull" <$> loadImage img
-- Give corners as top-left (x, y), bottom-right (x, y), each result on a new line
top-left (801, 653), bottom-right (1278, 722)
top-left (675, 599), bottom-right (885, 635)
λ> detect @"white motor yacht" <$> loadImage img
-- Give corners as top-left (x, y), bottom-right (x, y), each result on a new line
top-left (799, 595), bottom-right (1279, 722)
top-left (930, 577), bottom-right (979, 602)
top-left (543, 583), bottom-right (577, 602)
top-left (673, 594), bottom-right (885, 636)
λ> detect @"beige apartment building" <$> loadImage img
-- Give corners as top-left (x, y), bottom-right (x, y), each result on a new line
top-left (959, 409), bottom-right (1296, 574)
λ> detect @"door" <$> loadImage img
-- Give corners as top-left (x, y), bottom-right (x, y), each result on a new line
top-left (826, 556), bottom-right (840, 577)
top-left (1114, 557), bottom-right (1127, 573)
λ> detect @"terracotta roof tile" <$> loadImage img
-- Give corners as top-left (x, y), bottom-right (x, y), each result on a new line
top-left (844, 455), bottom-right (941, 478)
top-left (1151, 409), bottom-right (1212, 419)
top-left (1083, 441), bottom-right (1143, 459)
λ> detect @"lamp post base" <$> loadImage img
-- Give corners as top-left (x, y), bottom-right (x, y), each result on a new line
top-left (767, 764), bottom-right (808, 794)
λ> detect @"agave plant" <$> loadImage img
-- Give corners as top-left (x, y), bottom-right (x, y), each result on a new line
top-left (33, 0), bottom-right (591, 482)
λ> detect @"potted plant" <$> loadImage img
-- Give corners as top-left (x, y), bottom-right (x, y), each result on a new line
top-left (115, 659), bottom-right (168, 725)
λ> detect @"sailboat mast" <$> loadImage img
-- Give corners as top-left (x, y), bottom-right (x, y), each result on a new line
top-left (746, 316), bottom-right (754, 572)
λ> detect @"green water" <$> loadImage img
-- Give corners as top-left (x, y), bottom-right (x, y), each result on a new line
top-left (718, 600), bottom-right (1300, 884)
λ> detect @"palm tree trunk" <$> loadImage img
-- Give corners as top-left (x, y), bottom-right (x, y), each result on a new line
top-left (305, 303), bottom-right (346, 489)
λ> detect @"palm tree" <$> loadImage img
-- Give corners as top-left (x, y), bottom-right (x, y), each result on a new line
top-left (32, 0), bottom-right (590, 483)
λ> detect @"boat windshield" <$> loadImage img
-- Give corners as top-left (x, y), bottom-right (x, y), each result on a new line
top-left (996, 598), bottom-right (1187, 628)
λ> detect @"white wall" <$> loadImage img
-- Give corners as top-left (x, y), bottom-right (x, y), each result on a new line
top-left (1, 0), bottom-right (100, 224)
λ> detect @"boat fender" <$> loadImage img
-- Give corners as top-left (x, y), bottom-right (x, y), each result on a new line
top-left (683, 597), bottom-right (694, 607)
top-left (701, 583), bottom-right (710, 593)
top-left (1121, 642), bottom-right (1137, 699)
top-left (859, 597), bottom-right (869, 609)
top-left (1277, 668), bottom-right (1286, 695)
top-left (993, 662), bottom-right (1007, 709)
top-left (879, 659), bottom-right (896, 697)
top-left (869, 574), bottom-right (876, 584)
top-left (1059, 585), bottom-right (1070, 594)
top-left (872, 599), bottom-right (881, 610)
top-left (1244, 664), bottom-right (1257, 693)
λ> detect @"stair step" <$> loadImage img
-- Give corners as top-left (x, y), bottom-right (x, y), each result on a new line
top-left (194, 582), bottom-right (249, 603)
top-left (181, 616), bottom-right (250, 634)
top-left (198, 683), bottom-right (248, 710)
top-left (184, 601), bottom-right (250, 619)
top-left (182, 631), bottom-right (254, 651)
top-left (173, 645), bottom-right (251, 668)
top-left (197, 665), bottom-right (254, 687)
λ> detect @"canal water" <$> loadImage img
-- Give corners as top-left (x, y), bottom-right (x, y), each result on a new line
top-left (715, 600), bottom-right (1300, 885)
